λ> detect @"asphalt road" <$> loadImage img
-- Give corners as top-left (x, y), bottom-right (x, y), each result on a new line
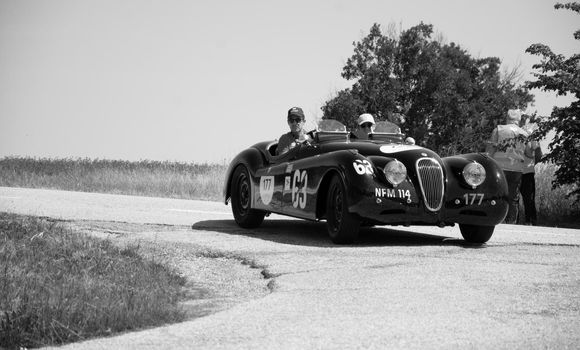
top-left (1, 187), bottom-right (580, 349)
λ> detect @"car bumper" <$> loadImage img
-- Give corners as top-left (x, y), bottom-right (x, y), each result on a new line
top-left (349, 193), bottom-right (509, 227)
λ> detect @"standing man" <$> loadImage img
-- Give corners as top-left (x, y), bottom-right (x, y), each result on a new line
top-left (276, 107), bottom-right (311, 155)
top-left (520, 115), bottom-right (542, 225)
top-left (486, 109), bottom-right (529, 224)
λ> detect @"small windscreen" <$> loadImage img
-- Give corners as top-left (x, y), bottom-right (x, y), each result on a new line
top-left (318, 120), bottom-right (347, 132)
top-left (374, 121), bottom-right (401, 134)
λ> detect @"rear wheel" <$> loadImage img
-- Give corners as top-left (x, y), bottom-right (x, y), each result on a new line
top-left (459, 224), bottom-right (494, 243)
top-left (326, 175), bottom-right (360, 244)
top-left (231, 166), bottom-right (265, 228)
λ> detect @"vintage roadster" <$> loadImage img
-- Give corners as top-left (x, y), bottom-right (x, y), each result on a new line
top-left (223, 120), bottom-right (509, 244)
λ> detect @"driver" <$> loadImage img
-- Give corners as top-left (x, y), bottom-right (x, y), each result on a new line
top-left (276, 106), bottom-right (312, 155)
top-left (351, 113), bottom-right (376, 140)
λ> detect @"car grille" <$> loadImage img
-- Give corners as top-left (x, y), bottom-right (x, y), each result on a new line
top-left (416, 158), bottom-right (444, 211)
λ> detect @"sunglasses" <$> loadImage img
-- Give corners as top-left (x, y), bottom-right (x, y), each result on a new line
top-left (361, 123), bottom-right (374, 128)
top-left (288, 118), bottom-right (303, 123)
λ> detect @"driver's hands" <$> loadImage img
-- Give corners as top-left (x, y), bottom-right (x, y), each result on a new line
top-left (300, 134), bottom-right (313, 145)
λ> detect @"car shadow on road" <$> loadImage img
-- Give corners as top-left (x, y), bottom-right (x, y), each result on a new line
top-left (191, 219), bottom-right (483, 248)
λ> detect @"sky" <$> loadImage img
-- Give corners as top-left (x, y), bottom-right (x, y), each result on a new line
top-left (0, 0), bottom-right (578, 163)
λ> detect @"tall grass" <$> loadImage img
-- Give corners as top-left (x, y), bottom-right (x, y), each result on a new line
top-left (0, 157), bottom-right (227, 201)
top-left (531, 163), bottom-right (580, 228)
top-left (0, 213), bottom-right (186, 349)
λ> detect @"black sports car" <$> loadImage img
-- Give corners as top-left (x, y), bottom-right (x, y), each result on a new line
top-left (224, 120), bottom-right (509, 244)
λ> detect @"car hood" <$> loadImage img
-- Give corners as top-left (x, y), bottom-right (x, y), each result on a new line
top-left (319, 140), bottom-right (441, 161)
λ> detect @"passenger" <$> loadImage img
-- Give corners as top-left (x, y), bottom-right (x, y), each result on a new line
top-left (351, 113), bottom-right (375, 140)
top-left (486, 109), bottom-right (529, 224)
top-left (276, 107), bottom-right (312, 155)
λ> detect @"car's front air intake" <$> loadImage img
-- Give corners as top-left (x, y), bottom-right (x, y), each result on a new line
top-left (416, 158), bottom-right (444, 211)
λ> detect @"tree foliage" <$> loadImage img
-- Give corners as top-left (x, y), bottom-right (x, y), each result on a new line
top-left (322, 23), bottom-right (532, 155)
top-left (526, 2), bottom-right (580, 202)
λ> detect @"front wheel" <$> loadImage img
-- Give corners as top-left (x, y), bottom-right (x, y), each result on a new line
top-left (231, 165), bottom-right (265, 228)
top-left (459, 224), bottom-right (495, 243)
top-left (325, 175), bottom-right (360, 244)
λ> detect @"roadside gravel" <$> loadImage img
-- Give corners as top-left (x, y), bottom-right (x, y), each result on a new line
top-left (67, 220), bottom-right (271, 320)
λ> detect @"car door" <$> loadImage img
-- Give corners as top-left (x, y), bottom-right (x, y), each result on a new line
top-left (279, 146), bottom-right (322, 220)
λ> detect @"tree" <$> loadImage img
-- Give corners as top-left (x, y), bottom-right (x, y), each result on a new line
top-left (321, 89), bottom-right (365, 130)
top-left (526, 2), bottom-right (580, 203)
top-left (322, 23), bottom-right (532, 155)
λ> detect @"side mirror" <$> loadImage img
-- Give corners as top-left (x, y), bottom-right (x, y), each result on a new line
top-left (405, 137), bottom-right (416, 145)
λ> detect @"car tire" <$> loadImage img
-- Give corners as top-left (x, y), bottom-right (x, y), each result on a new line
top-left (231, 165), bottom-right (265, 228)
top-left (459, 224), bottom-right (494, 243)
top-left (326, 175), bottom-right (360, 244)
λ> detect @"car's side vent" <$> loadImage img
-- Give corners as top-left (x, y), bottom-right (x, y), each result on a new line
top-left (416, 158), bottom-right (444, 211)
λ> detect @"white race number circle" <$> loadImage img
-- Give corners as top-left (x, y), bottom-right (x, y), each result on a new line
top-left (259, 176), bottom-right (274, 205)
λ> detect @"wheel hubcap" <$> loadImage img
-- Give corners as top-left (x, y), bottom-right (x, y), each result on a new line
top-left (239, 174), bottom-right (250, 213)
top-left (333, 186), bottom-right (343, 228)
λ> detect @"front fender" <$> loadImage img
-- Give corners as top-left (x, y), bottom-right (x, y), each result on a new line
top-left (284, 149), bottom-right (376, 219)
top-left (442, 153), bottom-right (508, 193)
top-left (442, 153), bottom-right (509, 225)
top-left (311, 150), bottom-right (394, 216)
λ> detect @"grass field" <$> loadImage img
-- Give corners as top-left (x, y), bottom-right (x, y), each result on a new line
top-left (0, 156), bottom-right (226, 202)
top-left (0, 213), bottom-right (186, 349)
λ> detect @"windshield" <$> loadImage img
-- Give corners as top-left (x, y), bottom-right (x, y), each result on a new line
top-left (318, 119), bottom-right (347, 132)
top-left (374, 121), bottom-right (401, 134)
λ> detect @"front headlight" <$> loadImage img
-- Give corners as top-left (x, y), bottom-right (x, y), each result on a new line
top-left (462, 162), bottom-right (486, 188)
top-left (384, 160), bottom-right (407, 186)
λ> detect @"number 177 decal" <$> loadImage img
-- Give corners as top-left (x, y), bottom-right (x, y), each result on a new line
top-left (463, 193), bottom-right (484, 205)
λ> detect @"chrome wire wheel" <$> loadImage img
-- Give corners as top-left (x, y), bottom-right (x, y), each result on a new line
top-left (238, 172), bottom-right (250, 214)
top-left (230, 165), bottom-right (265, 228)
top-left (330, 184), bottom-right (343, 234)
